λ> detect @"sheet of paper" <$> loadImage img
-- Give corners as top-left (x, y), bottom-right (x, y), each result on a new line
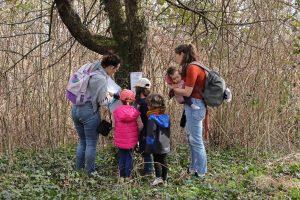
top-left (106, 77), bottom-right (122, 113)
top-left (130, 72), bottom-right (143, 92)
top-left (107, 76), bottom-right (121, 94)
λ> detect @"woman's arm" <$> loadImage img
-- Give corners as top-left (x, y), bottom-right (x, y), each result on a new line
top-left (174, 86), bottom-right (193, 97)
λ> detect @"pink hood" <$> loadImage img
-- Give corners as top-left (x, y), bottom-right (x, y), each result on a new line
top-left (113, 105), bottom-right (140, 149)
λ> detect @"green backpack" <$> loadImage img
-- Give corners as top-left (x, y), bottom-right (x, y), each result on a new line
top-left (190, 62), bottom-right (226, 107)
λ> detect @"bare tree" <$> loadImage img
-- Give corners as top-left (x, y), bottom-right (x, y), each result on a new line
top-left (54, 0), bottom-right (148, 85)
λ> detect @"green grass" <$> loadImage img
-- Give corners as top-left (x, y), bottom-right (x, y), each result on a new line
top-left (0, 145), bottom-right (299, 200)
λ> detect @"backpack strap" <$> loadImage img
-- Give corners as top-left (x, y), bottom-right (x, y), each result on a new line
top-left (190, 61), bottom-right (211, 72)
top-left (189, 61), bottom-right (207, 103)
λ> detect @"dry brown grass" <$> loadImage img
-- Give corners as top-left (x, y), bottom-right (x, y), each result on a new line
top-left (0, 0), bottom-right (299, 155)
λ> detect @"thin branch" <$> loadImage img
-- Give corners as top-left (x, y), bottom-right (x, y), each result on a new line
top-left (0, 32), bottom-right (48, 39)
top-left (83, 0), bottom-right (98, 24)
top-left (155, 4), bottom-right (171, 20)
top-left (22, 40), bottom-right (77, 82)
top-left (0, 15), bottom-right (49, 25)
top-left (0, 49), bottom-right (24, 56)
top-left (191, 15), bottom-right (201, 35)
top-left (222, 19), bottom-right (282, 27)
top-left (165, 0), bottom-right (218, 29)
top-left (3, 2), bottom-right (55, 74)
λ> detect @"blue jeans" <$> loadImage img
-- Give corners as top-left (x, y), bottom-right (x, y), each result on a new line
top-left (71, 102), bottom-right (100, 174)
top-left (185, 98), bottom-right (207, 175)
top-left (118, 148), bottom-right (133, 177)
top-left (139, 137), bottom-right (153, 174)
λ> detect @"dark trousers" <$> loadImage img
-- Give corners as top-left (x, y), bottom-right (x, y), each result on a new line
top-left (153, 153), bottom-right (168, 181)
top-left (139, 136), bottom-right (153, 174)
top-left (118, 148), bottom-right (133, 177)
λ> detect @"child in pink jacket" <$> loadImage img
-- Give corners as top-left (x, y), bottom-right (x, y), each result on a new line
top-left (113, 89), bottom-right (143, 180)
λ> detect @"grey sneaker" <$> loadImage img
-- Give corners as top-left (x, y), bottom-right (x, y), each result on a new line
top-left (151, 177), bottom-right (164, 186)
top-left (191, 104), bottom-right (200, 110)
top-left (163, 181), bottom-right (167, 186)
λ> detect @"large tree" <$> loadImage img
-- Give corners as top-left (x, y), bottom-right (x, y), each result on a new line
top-left (54, 0), bottom-right (148, 85)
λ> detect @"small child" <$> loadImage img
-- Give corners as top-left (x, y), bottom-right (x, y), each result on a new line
top-left (113, 89), bottom-right (143, 181)
top-left (145, 94), bottom-right (170, 186)
top-left (165, 66), bottom-right (200, 110)
top-left (134, 78), bottom-right (153, 176)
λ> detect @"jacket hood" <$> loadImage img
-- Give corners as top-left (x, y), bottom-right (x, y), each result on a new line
top-left (115, 105), bottom-right (140, 122)
top-left (92, 61), bottom-right (108, 77)
top-left (148, 114), bottom-right (169, 128)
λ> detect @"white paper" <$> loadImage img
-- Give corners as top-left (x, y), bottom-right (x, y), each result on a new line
top-left (107, 76), bottom-right (121, 94)
top-left (130, 72), bottom-right (143, 92)
top-left (106, 77), bottom-right (122, 112)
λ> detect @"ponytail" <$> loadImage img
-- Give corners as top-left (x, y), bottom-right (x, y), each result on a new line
top-left (175, 44), bottom-right (199, 77)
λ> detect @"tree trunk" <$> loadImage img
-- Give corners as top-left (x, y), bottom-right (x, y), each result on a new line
top-left (55, 0), bottom-right (148, 88)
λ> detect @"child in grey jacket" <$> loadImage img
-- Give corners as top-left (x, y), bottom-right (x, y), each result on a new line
top-left (145, 94), bottom-right (170, 186)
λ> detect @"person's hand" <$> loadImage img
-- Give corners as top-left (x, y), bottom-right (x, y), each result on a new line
top-left (166, 84), bottom-right (174, 90)
top-left (171, 83), bottom-right (179, 89)
top-left (106, 92), bottom-right (114, 102)
top-left (108, 92), bottom-right (114, 97)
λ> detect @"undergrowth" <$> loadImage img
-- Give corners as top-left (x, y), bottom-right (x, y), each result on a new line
top-left (0, 145), bottom-right (299, 200)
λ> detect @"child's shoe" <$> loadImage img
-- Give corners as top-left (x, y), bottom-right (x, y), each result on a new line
top-left (163, 181), bottom-right (167, 187)
top-left (118, 177), bottom-right (125, 184)
top-left (191, 104), bottom-right (200, 110)
top-left (151, 177), bottom-right (164, 186)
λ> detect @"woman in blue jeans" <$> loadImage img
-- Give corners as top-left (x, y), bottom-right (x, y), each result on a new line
top-left (173, 44), bottom-right (208, 177)
top-left (71, 54), bottom-right (121, 175)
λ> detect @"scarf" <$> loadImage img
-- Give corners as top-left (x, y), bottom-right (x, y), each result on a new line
top-left (146, 108), bottom-right (164, 117)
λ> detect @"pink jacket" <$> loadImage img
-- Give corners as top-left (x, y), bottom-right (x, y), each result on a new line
top-left (113, 105), bottom-right (140, 149)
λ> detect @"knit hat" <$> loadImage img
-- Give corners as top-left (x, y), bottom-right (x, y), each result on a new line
top-left (135, 78), bottom-right (151, 89)
top-left (119, 89), bottom-right (136, 102)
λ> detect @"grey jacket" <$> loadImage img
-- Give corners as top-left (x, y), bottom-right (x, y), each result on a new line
top-left (87, 61), bottom-right (109, 112)
top-left (145, 114), bottom-right (170, 154)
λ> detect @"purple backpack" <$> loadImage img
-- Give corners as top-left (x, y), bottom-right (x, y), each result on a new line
top-left (66, 63), bottom-right (97, 105)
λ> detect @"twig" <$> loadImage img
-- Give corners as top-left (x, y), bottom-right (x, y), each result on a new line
top-left (3, 1), bottom-right (55, 74)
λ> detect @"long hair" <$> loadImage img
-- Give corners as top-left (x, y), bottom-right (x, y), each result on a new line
top-left (175, 44), bottom-right (199, 77)
top-left (135, 86), bottom-right (151, 101)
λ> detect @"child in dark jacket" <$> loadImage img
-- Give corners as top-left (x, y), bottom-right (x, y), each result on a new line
top-left (145, 94), bottom-right (170, 186)
top-left (134, 78), bottom-right (153, 176)
top-left (113, 89), bottom-right (143, 180)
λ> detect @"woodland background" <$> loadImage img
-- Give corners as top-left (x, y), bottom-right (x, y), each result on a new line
top-left (0, 0), bottom-right (299, 156)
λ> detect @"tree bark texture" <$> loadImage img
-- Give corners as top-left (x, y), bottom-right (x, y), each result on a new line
top-left (55, 0), bottom-right (148, 87)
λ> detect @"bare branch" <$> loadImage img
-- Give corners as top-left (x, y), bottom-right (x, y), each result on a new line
top-left (0, 49), bottom-right (24, 56)
top-left (82, 0), bottom-right (98, 24)
top-left (21, 40), bottom-right (77, 82)
top-left (0, 32), bottom-right (48, 39)
top-left (3, 2), bottom-right (56, 74)
top-left (0, 15), bottom-right (49, 25)
top-left (55, 0), bottom-right (117, 55)
top-left (165, 0), bottom-right (218, 29)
